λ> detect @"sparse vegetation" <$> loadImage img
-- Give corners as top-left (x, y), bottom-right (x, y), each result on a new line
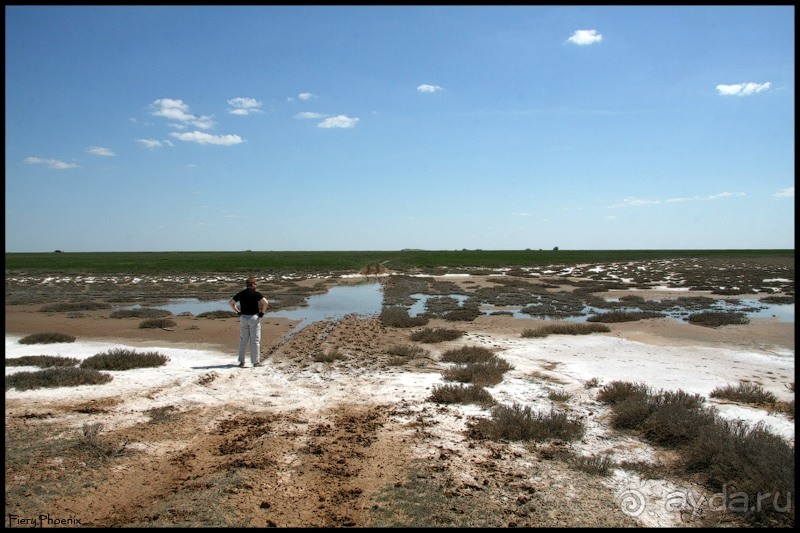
top-left (79, 348), bottom-right (169, 370)
top-left (571, 453), bottom-right (614, 476)
top-left (40, 301), bottom-right (111, 312)
top-left (440, 345), bottom-right (496, 364)
top-left (686, 311), bottom-right (750, 327)
top-left (410, 327), bottom-right (464, 343)
top-left (196, 310), bottom-right (238, 319)
top-left (442, 356), bottom-right (514, 387)
top-left (386, 344), bottom-right (428, 358)
top-left (380, 306), bottom-right (429, 328)
top-left (5, 355), bottom-right (79, 367)
top-left (6, 367), bottom-right (113, 390)
top-left (710, 381), bottom-right (777, 404)
top-left (429, 383), bottom-right (495, 406)
top-left (586, 311), bottom-right (665, 323)
top-left (469, 404), bottom-right (585, 442)
top-left (139, 318), bottom-right (177, 329)
top-left (548, 389), bottom-right (572, 402)
top-left (110, 308), bottom-right (172, 319)
top-left (521, 322), bottom-right (610, 337)
top-left (18, 332), bottom-right (76, 344)
top-left (598, 380), bottom-right (795, 526)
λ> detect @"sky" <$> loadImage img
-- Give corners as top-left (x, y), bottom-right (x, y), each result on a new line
top-left (4, 5), bottom-right (795, 253)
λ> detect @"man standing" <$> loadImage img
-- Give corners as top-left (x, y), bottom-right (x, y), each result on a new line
top-left (229, 276), bottom-right (269, 367)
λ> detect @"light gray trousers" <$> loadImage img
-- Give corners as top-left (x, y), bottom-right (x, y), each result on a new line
top-left (238, 314), bottom-right (261, 364)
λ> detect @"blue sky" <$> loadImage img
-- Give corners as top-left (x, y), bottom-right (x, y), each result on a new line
top-left (5, 5), bottom-right (795, 252)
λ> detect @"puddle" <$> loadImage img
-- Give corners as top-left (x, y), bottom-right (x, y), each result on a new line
top-left (117, 286), bottom-right (794, 328)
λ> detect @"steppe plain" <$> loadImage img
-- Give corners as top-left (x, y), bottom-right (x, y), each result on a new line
top-left (4, 255), bottom-right (795, 527)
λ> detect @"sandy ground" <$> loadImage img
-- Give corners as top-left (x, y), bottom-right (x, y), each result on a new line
top-left (4, 273), bottom-right (795, 527)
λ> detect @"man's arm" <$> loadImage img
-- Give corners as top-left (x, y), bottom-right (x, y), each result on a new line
top-left (229, 298), bottom-right (240, 314)
top-left (259, 297), bottom-right (269, 314)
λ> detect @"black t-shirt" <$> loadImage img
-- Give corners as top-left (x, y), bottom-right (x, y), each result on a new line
top-left (232, 288), bottom-right (264, 315)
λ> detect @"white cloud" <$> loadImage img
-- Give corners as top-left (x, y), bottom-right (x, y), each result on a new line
top-left (608, 197), bottom-right (660, 208)
top-left (774, 186), bottom-right (794, 198)
top-left (417, 84), bottom-right (443, 93)
top-left (715, 82), bottom-right (771, 96)
top-left (298, 92), bottom-right (316, 101)
top-left (228, 97), bottom-right (263, 115)
top-left (85, 146), bottom-right (115, 157)
top-left (136, 138), bottom-right (172, 149)
top-left (150, 99), bottom-right (214, 129)
top-left (317, 115), bottom-right (359, 129)
top-left (24, 156), bottom-right (78, 169)
top-left (169, 131), bottom-right (244, 145)
top-left (567, 29), bottom-right (602, 45)
top-left (294, 112), bottom-right (326, 120)
top-left (613, 192), bottom-right (746, 208)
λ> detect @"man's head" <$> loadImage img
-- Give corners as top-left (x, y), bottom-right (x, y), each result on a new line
top-left (246, 276), bottom-right (257, 288)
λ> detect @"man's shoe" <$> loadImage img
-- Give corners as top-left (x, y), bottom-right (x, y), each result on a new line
top-left (238, 362), bottom-right (245, 368)
top-left (253, 361), bottom-right (263, 367)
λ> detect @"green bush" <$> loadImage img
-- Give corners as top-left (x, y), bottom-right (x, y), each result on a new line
top-left (5, 355), bottom-right (79, 368)
top-left (442, 307), bottom-right (482, 322)
top-left (6, 367), bottom-right (113, 391)
top-left (409, 327), bottom-right (464, 343)
top-left (79, 348), bottom-right (169, 370)
top-left (18, 332), bottom-right (76, 344)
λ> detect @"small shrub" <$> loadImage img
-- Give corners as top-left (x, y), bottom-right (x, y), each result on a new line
top-left (380, 306), bottom-right (429, 328)
top-left (469, 404), bottom-right (585, 442)
top-left (5, 355), bottom-right (79, 367)
top-left (440, 345), bottom-right (496, 364)
top-left (387, 344), bottom-right (428, 358)
top-left (410, 327), bottom-right (464, 343)
top-left (597, 380), bottom-right (651, 405)
top-left (584, 376), bottom-right (603, 389)
top-left (586, 311), bottom-right (665, 323)
top-left (571, 453), bottom-right (614, 476)
top-left (641, 402), bottom-right (717, 446)
top-left (548, 389), bottom-right (572, 402)
top-left (521, 322), bottom-right (611, 338)
top-left (78, 422), bottom-right (124, 458)
top-left (139, 318), bottom-right (177, 329)
top-left (6, 367), bottom-right (113, 390)
top-left (686, 311), bottom-right (749, 328)
top-left (441, 357), bottom-right (513, 387)
top-left (442, 307), bottom-right (482, 322)
top-left (18, 332), bottom-right (76, 345)
top-left (80, 348), bottom-right (169, 370)
top-left (40, 302), bottom-right (111, 312)
top-left (429, 383), bottom-right (495, 406)
top-left (710, 381), bottom-right (777, 405)
top-left (110, 308), bottom-right (172, 319)
top-left (196, 310), bottom-right (238, 319)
